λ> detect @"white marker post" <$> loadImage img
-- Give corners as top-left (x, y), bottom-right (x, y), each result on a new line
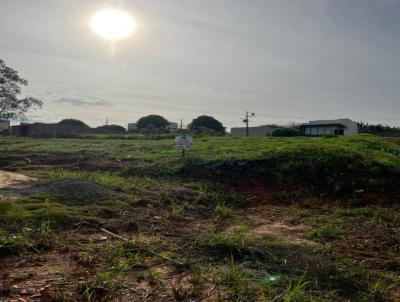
top-left (175, 135), bottom-right (192, 159)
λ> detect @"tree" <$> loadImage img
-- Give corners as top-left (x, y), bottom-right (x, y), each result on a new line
top-left (137, 115), bottom-right (169, 129)
top-left (272, 128), bottom-right (300, 137)
top-left (189, 115), bottom-right (225, 134)
top-left (58, 119), bottom-right (89, 127)
top-left (358, 121), bottom-right (400, 137)
top-left (97, 124), bottom-right (126, 132)
top-left (0, 59), bottom-right (42, 119)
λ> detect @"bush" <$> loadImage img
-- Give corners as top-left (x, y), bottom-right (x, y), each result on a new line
top-left (97, 125), bottom-right (126, 133)
top-left (58, 119), bottom-right (89, 127)
top-left (272, 128), bottom-right (299, 137)
top-left (137, 115), bottom-right (169, 129)
top-left (189, 115), bottom-right (225, 134)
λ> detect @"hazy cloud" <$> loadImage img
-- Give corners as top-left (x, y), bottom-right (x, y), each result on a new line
top-left (1, 0), bottom-right (399, 127)
top-left (53, 98), bottom-right (111, 107)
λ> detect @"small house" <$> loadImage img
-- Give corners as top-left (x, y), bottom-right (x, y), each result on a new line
top-left (0, 120), bottom-right (10, 133)
top-left (230, 126), bottom-right (274, 136)
top-left (300, 119), bottom-right (358, 136)
top-left (127, 123), bottom-right (137, 132)
top-left (167, 122), bottom-right (178, 131)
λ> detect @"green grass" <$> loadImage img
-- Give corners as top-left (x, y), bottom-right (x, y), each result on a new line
top-left (306, 225), bottom-right (346, 241)
top-left (193, 229), bottom-right (390, 301)
top-left (1, 134), bottom-right (399, 301)
top-left (2, 134), bottom-right (399, 196)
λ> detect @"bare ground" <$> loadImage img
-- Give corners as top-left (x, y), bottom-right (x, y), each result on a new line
top-left (0, 170), bottom-right (35, 189)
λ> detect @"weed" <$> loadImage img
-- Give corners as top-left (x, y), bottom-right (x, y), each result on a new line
top-left (282, 275), bottom-right (310, 302)
top-left (213, 204), bottom-right (234, 219)
top-left (0, 235), bottom-right (25, 255)
top-left (170, 201), bottom-right (184, 219)
top-left (306, 225), bottom-right (345, 241)
top-left (38, 219), bottom-right (52, 236)
top-left (147, 269), bottom-right (164, 286)
top-left (217, 259), bottom-right (259, 302)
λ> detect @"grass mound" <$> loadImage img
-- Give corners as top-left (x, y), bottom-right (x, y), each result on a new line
top-left (183, 136), bottom-right (400, 197)
top-left (20, 180), bottom-right (111, 205)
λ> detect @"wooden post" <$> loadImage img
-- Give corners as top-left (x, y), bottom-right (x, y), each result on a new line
top-left (245, 111), bottom-right (249, 137)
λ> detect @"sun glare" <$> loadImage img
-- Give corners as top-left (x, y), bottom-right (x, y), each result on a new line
top-left (91, 8), bottom-right (136, 41)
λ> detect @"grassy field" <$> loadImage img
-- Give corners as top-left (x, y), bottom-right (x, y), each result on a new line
top-left (0, 134), bottom-right (399, 301)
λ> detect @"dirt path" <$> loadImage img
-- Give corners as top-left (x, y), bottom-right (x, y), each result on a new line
top-left (226, 204), bottom-right (314, 245)
top-left (0, 170), bottom-right (35, 189)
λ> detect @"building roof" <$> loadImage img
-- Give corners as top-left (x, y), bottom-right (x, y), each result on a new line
top-left (300, 119), bottom-right (354, 127)
top-left (231, 125), bottom-right (274, 130)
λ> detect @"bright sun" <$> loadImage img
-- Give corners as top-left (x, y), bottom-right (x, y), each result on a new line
top-left (90, 8), bottom-right (136, 41)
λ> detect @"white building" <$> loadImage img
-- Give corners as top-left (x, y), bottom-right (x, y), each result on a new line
top-left (127, 123), bottom-right (137, 132)
top-left (0, 120), bottom-right (10, 133)
top-left (300, 119), bottom-right (358, 136)
top-left (128, 121), bottom-right (178, 131)
top-left (230, 126), bottom-right (274, 136)
top-left (167, 122), bottom-right (178, 131)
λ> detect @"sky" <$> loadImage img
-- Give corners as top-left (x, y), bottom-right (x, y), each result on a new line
top-left (1, 0), bottom-right (400, 128)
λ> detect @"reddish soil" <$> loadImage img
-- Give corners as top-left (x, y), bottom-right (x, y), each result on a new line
top-left (0, 152), bottom-right (136, 172)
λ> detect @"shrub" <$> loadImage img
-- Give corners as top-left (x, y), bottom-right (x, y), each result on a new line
top-left (58, 119), bottom-right (89, 127)
top-left (189, 115), bottom-right (225, 134)
top-left (272, 128), bottom-right (299, 137)
top-left (97, 124), bottom-right (126, 133)
top-left (0, 235), bottom-right (26, 255)
top-left (136, 115), bottom-right (169, 129)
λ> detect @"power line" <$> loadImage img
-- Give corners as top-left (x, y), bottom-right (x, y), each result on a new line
top-left (242, 111), bottom-right (256, 137)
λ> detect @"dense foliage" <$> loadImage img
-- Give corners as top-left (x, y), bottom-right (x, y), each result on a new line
top-left (136, 115), bottom-right (169, 129)
top-left (272, 127), bottom-right (300, 137)
top-left (58, 119), bottom-right (89, 127)
top-left (358, 121), bottom-right (400, 137)
top-left (189, 115), bottom-right (225, 134)
top-left (0, 59), bottom-right (42, 119)
top-left (97, 124), bottom-right (126, 132)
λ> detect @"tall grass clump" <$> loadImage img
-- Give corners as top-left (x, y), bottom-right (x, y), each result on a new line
top-left (183, 135), bottom-right (400, 197)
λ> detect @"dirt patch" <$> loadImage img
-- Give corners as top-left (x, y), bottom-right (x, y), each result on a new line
top-left (0, 170), bottom-right (35, 189)
top-left (18, 180), bottom-right (112, 205)
top-left (332, 233), bottom-right (400, 271)
top-left (227, 204), bottom-right (314, 245)
top-left (0, 251), bottom-right (84, 302)
top-left (0, 152), bottom-right (127, 172)
top-left (250, 221), bottom-right (308, 237)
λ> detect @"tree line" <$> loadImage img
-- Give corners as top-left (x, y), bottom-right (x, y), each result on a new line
top-left (0, 59), bottom-right (225, 134)
top-left (2, 59), bottom-right (399, 137)
top-left (358, 122), bottom-right (400, 137)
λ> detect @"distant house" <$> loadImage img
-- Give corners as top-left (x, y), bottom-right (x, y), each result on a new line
top-left (230, 126), bottom-right (274, 136)
top-left (128, 121), bottom-right (178, 132)
top-left (127, 123), bottom-right (137, 132)
top-left (0, 120), bottom-right (10, 133)
top-left (167, 122), bottom-right (178, 131)
top-left (300, 119), bottom-right (358, 136)
top-left (11, 122), bottom-right (125, 137)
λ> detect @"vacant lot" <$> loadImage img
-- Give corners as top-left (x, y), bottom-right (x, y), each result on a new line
top-left (0, 135), bottom-right (399, 301)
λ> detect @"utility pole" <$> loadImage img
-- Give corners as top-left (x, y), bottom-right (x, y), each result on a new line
top-left (243, 111), bottom-right (255, 137)
top-left (180, 119), bottom-right (183, 130)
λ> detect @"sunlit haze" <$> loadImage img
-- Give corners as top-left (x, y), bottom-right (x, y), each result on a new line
top-left (91, 9), bottom-right (136, 41)
top-left (1, 1), bottom-right (399, 128)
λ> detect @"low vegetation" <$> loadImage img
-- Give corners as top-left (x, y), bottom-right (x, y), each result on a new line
top-left (0, 134), bottom-right (399, 301)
